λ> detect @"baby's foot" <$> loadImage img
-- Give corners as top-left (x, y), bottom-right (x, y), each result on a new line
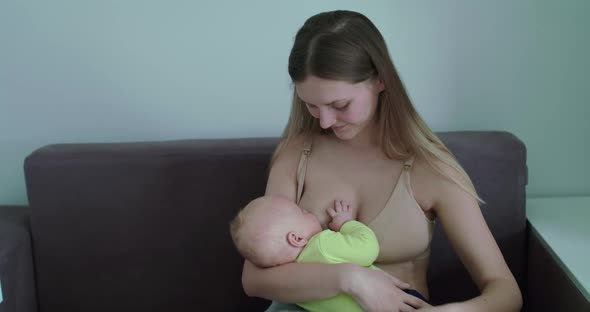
top-left (327, 200), bottom-right (355, 231)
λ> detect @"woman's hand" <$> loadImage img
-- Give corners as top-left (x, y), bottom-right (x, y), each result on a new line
top-left (417, 303), bottom-right (462, 312)
top-left (341, 265), bottom-right (430, 312)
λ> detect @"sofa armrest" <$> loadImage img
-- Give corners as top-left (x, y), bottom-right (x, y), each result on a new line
top-left (525, 221), bottom-right (590, 311)
top-left (0, 206), bottom-right (37, 312)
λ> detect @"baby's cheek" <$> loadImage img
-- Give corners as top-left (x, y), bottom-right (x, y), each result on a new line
top-left (313, 213), bottom-right (330, 229)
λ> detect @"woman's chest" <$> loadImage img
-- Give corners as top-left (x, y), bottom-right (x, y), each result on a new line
top-left (298, 153), bottom-right (404, 229)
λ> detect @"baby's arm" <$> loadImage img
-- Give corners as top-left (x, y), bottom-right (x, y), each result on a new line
top-left (320, 200), bottom-right (379, 267)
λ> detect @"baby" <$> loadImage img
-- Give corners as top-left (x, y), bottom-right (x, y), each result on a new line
top-left (230, 195), bottom-right (380, 312)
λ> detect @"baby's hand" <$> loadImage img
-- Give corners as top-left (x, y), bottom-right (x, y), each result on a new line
top-left (327, 200), bottom-right (355, 232)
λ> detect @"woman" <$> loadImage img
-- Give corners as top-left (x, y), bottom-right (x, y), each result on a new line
top-left (242, 10), bottom-right (522, 312)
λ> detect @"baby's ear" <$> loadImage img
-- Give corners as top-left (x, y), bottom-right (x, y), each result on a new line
top-left (286, 231), bottom-right (308, 247)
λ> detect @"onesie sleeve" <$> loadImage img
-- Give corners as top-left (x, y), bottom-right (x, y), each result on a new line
top-left (318, 220), bottom-right (379, 267)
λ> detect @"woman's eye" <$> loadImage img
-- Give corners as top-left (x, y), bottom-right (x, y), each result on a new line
top-left (305, 103), bottom-right (318, 110)
top-left (334, 103), bottom-right (350, 110)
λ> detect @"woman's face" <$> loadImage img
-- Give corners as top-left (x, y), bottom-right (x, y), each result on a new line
top-left (295, 75), bottom-right (383, 141)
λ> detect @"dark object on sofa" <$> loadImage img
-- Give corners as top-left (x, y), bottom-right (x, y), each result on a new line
top-left (0, 206), bottom-right (36, 312)
top-left (0, 131), bottom-right (560, 311)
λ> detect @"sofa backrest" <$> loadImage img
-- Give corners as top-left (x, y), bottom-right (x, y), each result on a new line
top-left (24, 131), bottom-right (527, 311)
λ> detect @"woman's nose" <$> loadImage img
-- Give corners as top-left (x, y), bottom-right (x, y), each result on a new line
top-left (318, 108), bottom-right (336, 129)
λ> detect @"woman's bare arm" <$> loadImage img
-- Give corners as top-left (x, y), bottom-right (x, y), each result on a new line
top-left (243, 259), bottom-right (415, 309)
top-left (242, 136), bottom-right (348, 302)
top-left (413, 159), bottom-right (522, 312)
top-left (243, 260), bottom-right (351, 301)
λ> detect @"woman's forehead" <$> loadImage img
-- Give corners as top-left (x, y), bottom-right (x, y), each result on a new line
top-left (295, 76), bottom-right (363, 105)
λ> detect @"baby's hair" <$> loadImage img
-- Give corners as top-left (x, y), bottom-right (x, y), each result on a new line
top-left (230, 206), bottom-right (257, 263)
top-left (229, 198), bottom-right (279, 267)
top-left (229, 207), bottom-right (247, 247)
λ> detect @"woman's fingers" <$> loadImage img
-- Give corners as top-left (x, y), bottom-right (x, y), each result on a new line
top-left (399, 303), bottom-right (416, 312)
top-left (387, 274), bottom-right (411, 289)
top-left (403, 293), bottom-right (429, 309)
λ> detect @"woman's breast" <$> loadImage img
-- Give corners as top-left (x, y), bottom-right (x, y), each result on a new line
top-left (298, 183), bottom-right (358, 229)
top-left (298, 157), bottom-right (400, 229)
top-left (368, 196), bottom-right (433, 264)
top-left (299, 178), bottom-right (433, 263)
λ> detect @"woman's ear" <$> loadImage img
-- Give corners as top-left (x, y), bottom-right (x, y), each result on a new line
top-left (376, 79), bottom-right (384, 92)
top-left (287, 231), bottom-right (308, 247)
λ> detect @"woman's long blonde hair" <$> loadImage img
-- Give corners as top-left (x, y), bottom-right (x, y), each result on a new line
top-left (276, 10), bottom-right (483, 203)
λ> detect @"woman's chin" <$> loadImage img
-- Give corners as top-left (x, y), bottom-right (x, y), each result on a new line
top-left (331, 124), bottom-right (346, 135)
top-left (332, 127), bottom-right (356, 140)
top-left (334, 133), bottom-right (353, 141)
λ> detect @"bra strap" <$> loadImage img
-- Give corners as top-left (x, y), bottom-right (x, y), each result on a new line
top-left (403, 156), bottom-right (415, 170)
top-left (296, 138), bottom-right (313, 204)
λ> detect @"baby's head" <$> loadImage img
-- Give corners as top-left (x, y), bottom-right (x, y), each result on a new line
top-left (230, 195), bottom-right (322, 267)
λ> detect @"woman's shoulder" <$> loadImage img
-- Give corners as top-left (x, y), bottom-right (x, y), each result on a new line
top-left (411, 154), bottom-right (479, 214)
top-left (266, 134), bottom-right (311, 200)
top-left (409, 154), bottom-right (465, 213)
top-left (272, 134), bottom-right (310, 163)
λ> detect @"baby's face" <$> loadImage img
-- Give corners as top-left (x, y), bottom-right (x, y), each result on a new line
top-left (270, 198), bottom-right (322, 235)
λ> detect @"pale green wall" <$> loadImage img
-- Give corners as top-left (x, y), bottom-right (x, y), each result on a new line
top-left (450, 1), bottom-right (590, 197)
top-left (1, 1), bottom-right (588, 205)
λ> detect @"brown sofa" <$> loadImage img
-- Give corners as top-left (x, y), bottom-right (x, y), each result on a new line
top-left (0, 131), bottom-right (579, 311)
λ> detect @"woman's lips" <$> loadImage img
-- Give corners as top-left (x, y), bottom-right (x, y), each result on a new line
top-left (332, 124), bottom-right (347, 131)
